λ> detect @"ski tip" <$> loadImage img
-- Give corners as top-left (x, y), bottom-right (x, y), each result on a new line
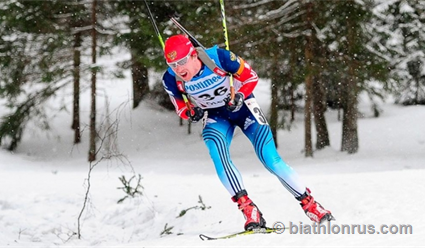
top-left (199, 234), bottom-right (215, 241)
top-left (324, 213), bottom-right (336, 222)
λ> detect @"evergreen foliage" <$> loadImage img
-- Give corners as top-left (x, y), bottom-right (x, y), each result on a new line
top-left (372, 0), bottom-right (425, 105)
top-left (0, 1), bottom-right (72, 150)
top-left (0, 0), bottom-right (422, 153)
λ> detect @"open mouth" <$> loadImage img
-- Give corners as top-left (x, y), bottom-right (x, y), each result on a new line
top-left (180, 72), bottom-right (188, 78)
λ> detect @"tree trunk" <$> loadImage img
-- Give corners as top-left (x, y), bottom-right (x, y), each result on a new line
top-left (341, 14), bottom-right (359, 154)
top-left (341, 66), bottom-right (358, 153)
top-left (88, 0), bottom-right (97, 162)
top-left (131, 53), bottom-right (150, 109)
top-left (303, 0), bottom-right (314, 157)
top-left (289, 83), bottom-right (296, 123)
top-left (289, 41), bottom-right (296, 123)
top-left (312, 75), bottom-right (330, 149)
top-left (304, 76), bottom-right (313, 157)
top-left (72, 31), bottom-right (81, 144)
top-left (270, 62), bottom-right (279, 147)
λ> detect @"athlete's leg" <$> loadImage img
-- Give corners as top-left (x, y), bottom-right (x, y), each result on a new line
top-left (203, 111), bottom-right (267, 230)
top-left (202, 114), bottom-right (245, 196)
top-left (237, 99), bottom-right (307, 198)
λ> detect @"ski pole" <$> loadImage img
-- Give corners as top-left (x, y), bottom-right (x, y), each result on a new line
top-left (143, 0), bottom-right (192, 114)
top-left (219, 0), bottom-right (235, 102)
top-left (144, 0), bottom-right (164, 48)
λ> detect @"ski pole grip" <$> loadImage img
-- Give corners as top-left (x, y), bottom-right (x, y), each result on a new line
top-left (230, 86), bottom-right (235, 103)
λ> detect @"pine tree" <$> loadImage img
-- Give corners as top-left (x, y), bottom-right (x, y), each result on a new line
top-left (327, 0), bottom-right (389, 153)
top-left (0, 1), bottom-right (72, 150)
top-left (372, 0), bottom-right (425, 105)
top-left (114, 1), bottom-right (169, 109)
top-left (0, 1), bottom-right (120, 151)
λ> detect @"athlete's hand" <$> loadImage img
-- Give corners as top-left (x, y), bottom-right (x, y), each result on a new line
top-left (225, 93), bottom-right (244, 112)
top-left (186, 107), bottom-right (204, 123)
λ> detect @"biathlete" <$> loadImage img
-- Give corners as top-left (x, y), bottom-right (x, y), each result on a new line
top-left (161, 34), bottom-right (334, 230)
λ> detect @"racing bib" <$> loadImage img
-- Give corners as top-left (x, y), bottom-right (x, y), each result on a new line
top-left (244, 98), bottom-right (268, 125)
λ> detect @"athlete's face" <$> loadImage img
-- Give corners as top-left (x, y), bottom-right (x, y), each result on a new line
top-left (170, 52), bottom-right (201, 82)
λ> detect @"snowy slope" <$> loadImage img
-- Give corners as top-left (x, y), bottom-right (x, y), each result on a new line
top-left (0, 54), bottom-right (424, 247)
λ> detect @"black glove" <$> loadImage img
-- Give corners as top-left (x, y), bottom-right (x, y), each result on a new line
top-left (186, 107), bottom-right (204, 123)
top-left (224, 92), bottom-right (244, 112)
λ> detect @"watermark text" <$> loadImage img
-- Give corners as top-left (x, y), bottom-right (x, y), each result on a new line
top-left (272, 221), bottom-right (413, 235)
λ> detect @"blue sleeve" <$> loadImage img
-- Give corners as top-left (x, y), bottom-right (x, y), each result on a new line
top-left (216, 48), bottom-right (241, 74)
top-left (162, 70), bottom-right (183, 101)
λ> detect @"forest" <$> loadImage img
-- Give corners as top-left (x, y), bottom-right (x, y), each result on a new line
top-left (0, 0), bottom-right (424, 160)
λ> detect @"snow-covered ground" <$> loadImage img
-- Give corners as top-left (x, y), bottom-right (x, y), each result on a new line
top-left (1, 55), bottom-right (424, 247)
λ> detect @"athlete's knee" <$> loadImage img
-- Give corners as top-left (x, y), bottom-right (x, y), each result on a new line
top-left (203, 129), bottom-right (228, 147)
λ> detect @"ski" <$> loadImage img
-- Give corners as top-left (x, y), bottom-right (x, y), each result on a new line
top-left (199, 227), bottom-right (277, 241)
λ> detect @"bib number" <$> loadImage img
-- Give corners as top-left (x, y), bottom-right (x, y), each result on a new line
top-left (244, 98), bottom-right (268, 125)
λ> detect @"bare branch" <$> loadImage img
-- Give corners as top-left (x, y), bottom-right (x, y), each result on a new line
top-left (233, 0), bottom-right (276, 10)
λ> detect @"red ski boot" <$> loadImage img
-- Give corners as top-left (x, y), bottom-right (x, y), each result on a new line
top-left (298, 188), bottom-right (334, 223)
top-left (232, 190), bottom-right (266, 231)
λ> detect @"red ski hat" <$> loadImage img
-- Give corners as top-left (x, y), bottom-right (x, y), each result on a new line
top-left (164, 34), bottom-right (195, 63)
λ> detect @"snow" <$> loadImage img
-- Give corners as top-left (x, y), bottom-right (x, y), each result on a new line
top-left (399, 1), bottom-right (415, 13)
top-left (1, 55), bottom-right (425, 247)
